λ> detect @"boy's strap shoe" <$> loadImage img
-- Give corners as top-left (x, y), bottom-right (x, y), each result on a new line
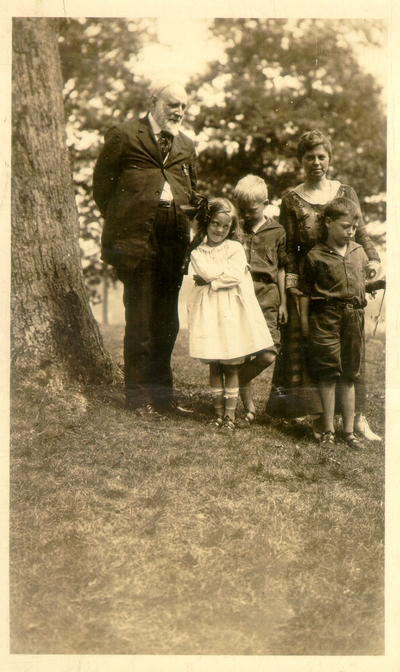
top-left (320, 431), bottom-right (335, 446)
top-left (343, 433), bottom-right (364, 450)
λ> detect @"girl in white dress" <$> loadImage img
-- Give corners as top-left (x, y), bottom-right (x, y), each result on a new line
top-left (187, 198), bottom-right (274, 429)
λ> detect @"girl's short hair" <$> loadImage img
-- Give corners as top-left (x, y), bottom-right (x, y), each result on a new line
top-left (297, 130), bottom-right (332, 163)
top-left (233, 174), bottom-right (269, 203)
top-left (321, 197), bottom-right (362, 240)
top-left (191, 197), bottom-right (243, 249)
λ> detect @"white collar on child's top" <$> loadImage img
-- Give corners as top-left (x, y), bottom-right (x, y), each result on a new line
top-left (252, 218), bottom-right (267, 234)
top-left (199, 237), bottom-right (232, 251)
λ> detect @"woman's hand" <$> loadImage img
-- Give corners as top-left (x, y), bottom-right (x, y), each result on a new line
top-left (278, 303), bottom-right (288, 325)
top-left (288, 286), bottom-right (303, 315)
top-left (288, 287), bottom-right (304, 297)
top-left (193, 274), bottom-right (209, 286)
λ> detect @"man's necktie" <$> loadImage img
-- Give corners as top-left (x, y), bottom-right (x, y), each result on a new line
top-left (158, 131), bottom-right (173, 160)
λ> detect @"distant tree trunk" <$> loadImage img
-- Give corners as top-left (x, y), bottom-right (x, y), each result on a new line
top-left (12, 17), bottom-right (120, 386)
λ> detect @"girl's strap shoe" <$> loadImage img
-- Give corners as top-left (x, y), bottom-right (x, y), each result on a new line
top-left (221, 416), bottom-right (235, 431)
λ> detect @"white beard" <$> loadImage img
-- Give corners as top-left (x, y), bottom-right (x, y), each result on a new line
top-left (164, 119), bottom-right (182, 137)
top-left (152, 101), bottom-right (183, 137)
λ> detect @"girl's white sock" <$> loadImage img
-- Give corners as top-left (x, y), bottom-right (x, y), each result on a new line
top-left (210, 387), bottom-right (224, 417)
top-left (224, 387), bottom-right (239, 419)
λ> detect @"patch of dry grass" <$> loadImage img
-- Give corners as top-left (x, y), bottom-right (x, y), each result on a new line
top-left (10, 326), bottom-right (385, 655)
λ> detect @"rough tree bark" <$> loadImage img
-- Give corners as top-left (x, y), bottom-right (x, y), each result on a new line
top-left (11, 17), bottom-right (120, 387)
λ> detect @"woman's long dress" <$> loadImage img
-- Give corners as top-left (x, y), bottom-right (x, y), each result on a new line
top-left (188, 239), bottom-right (273, 362)
top-left (266, 182), bottom-right (380, 419)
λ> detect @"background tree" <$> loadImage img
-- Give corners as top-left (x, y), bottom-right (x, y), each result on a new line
top-left (12, 17), bottom-right (120, 387)
top-left (187, 18), bottom-right (386, 216)
top-left (58, 18), bottom-right (386, 315)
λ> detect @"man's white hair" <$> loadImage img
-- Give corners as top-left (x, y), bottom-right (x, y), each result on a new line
top-left (150, 79), bottom-right (188, 103)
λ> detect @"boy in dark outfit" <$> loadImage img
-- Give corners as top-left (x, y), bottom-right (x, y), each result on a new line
top-left (233, 175), bottom-right (288, 423)
top-left (299, 197), bottom-right (370, 449)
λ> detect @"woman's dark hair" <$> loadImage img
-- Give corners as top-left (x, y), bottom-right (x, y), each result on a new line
top-left (297, 130), bottom-right (332, 163)
top-left (191, 197), bottom-right (243, 250)
top-left (320, 197), bottom-right (361, 240)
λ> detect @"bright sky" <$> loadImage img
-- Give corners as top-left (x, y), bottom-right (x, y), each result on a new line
top-left (134, 18), bottom-right (387, 100)
top-left (134, 18), bottom-right (224, 85)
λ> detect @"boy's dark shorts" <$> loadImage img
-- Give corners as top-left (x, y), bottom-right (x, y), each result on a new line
top-left (307, 301), bottom-right (364, 382)
top-left (253, 279), bottom-right (281, 351)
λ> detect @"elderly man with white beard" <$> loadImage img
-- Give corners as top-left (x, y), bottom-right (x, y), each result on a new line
top-left (93, 82), bottom-right (197, 419)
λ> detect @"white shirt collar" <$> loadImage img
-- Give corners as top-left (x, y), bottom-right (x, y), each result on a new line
top-left (252, 218), bottom-right (267, 234)
top-left (148, 112), bottom-right (162, 136)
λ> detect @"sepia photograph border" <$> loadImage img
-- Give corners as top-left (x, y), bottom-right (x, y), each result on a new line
top-left (1, 1), bottom-right (399, 671)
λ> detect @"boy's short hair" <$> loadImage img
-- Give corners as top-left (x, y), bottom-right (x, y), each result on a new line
top-left (233, 174), bottom-right (269, 203)
top-left (321, 197), bottom-right (362, 240)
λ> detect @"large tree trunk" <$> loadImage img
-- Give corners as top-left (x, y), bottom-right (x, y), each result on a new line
top-left (12, 18), bottom-right (120, 387)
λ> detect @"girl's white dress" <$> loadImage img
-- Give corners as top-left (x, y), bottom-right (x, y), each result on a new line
top-left (187, 239), bottom-right (274, 361)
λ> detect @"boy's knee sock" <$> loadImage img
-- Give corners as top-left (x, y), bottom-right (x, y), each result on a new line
top-left (224, 387), bottom-right (239, 419)
top-left (210, 387), bottom-right (224, 417)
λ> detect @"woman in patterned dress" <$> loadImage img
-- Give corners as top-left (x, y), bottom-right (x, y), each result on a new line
top-left (266, 130), bottom-right (382, 441)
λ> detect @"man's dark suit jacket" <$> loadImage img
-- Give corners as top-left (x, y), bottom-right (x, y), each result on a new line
top-left (93, 115), bottom-right (197, 271)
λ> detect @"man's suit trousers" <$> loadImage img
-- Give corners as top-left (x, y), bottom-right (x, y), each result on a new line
top-left (117, 205), bottom-right (186, 409)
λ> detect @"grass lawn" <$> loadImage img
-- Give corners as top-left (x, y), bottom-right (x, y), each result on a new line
top-left (10, 325), bottom-right (385, 655)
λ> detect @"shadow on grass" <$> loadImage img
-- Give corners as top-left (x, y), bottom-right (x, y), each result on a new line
top-left (9, 326), bottom-right (385, 655)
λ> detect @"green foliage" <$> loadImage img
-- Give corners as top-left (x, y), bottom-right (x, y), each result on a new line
top-left (187, 19), bottom-right (386, 208)
top-left (59, 18), bottom-right (157, 134)
top-left (59, 18), bottom-right (387, 305)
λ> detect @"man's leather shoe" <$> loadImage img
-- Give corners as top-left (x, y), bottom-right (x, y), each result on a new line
top-left (134, 404), bottom-right (167, 421)
top-left (158, 400), bottom-right (193, 416)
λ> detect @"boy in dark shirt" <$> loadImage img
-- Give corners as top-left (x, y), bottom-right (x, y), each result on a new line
top-left (233, 175), bottom-right (288, 423)
top-left (299, 197), bottom-right (369, 449)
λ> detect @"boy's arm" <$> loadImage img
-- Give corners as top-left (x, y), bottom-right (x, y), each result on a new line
top-left (299, 296), bottom-right (310, 338)
top-left (277, 267), bottom-right (288, 324)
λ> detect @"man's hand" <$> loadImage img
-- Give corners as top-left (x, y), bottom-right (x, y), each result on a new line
top-left (366, 260), bottom-right (381, 279)
top-left (193, 274), bottom-right (209, 286)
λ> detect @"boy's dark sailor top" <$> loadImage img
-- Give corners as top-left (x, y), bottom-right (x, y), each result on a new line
top-left (243, 217), bottom-right (288, 283)
top-left (300, 241), bottom-right (368, 304)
